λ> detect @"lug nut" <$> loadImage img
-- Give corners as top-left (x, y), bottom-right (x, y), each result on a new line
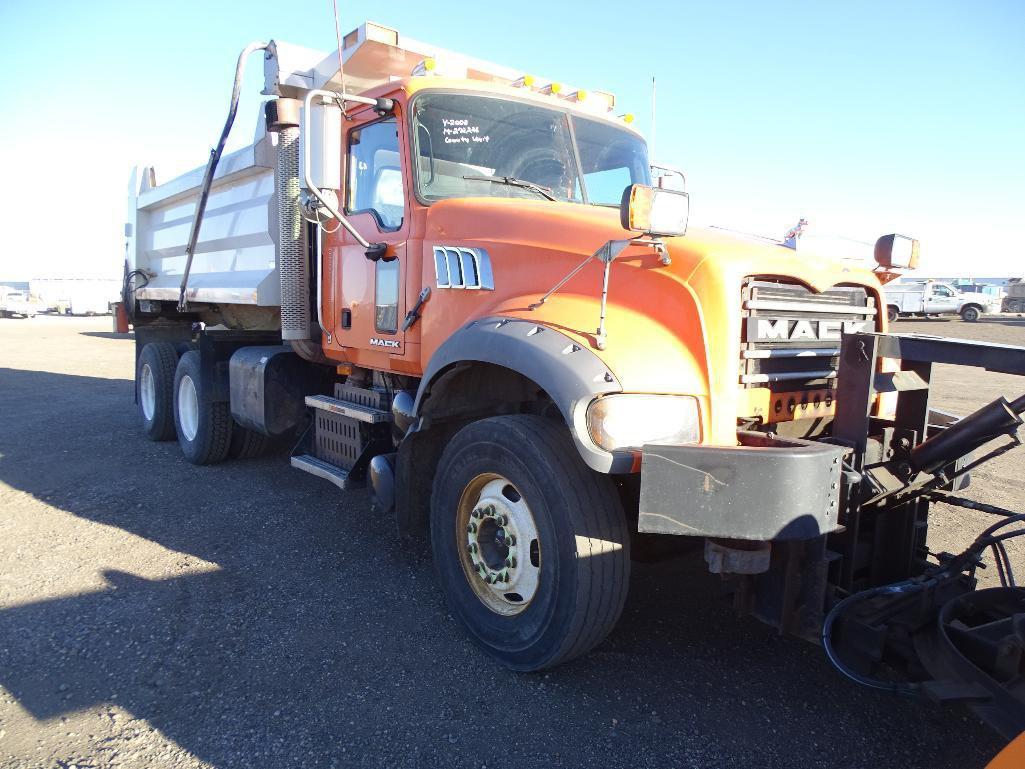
top-left (470, 543), bottom-right (479, 554)
top-left (505, 534), bottom-right (516, 546)
top-left (467, 522), bottom-right (477, 534)
top-left (495, 514), bottom-right (507, 526)
top-left (506, 556), bottom-right (516, 568)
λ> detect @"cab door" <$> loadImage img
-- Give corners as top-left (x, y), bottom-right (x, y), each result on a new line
top-left (327, 110), bottom-right (412, 361)
top-left (925, 284), bottom-right (958, 314)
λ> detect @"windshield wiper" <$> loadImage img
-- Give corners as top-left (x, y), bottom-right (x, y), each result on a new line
top-left (462, 175), bottom-right (557, 201)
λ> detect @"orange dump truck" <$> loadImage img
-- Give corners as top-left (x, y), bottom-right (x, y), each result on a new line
top-left (126, 23), bottom-right (1025, 735)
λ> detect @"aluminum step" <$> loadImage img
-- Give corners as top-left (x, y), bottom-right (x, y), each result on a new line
top-left (290, 454), bottom-right (355, 491)
top-left (305, 394), bottom-right (390, 423)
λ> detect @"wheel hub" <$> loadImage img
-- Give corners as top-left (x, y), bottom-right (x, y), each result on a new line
top-left (458, 476), bottom-right (541, 615)
top-left (140, 363), bottom-right (156, 421)
top-left (177, 374), bottom-right (200, 442)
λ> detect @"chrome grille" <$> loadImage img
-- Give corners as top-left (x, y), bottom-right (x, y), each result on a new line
top-left (740, 279), bottom-right (875, 391)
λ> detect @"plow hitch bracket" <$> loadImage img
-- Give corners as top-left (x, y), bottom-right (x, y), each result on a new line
top-left (821, 332), bottom-right (1025, 737)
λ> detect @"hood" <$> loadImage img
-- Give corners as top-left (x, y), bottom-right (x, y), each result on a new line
top-left (425, 197), bottom-right (881, 293)
top-left (423, 197), bottom-right (884, 445)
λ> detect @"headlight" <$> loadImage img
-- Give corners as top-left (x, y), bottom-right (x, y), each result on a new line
top-left (586, 394), bottom-right (700, 451)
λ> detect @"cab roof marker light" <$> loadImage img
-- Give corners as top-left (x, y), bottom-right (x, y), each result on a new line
top-left (594, 90), bottom-right (616, 111)
top-left (620, 113), bottom-right (635, 124)
top-left (411, 56), bottom-right (437, 77)
top-left (556, 88), bottom-right (586, 103)
top-left (540, 82), bottom-right (562, 95)
top-left (512, 74), bottom-right (537, 89)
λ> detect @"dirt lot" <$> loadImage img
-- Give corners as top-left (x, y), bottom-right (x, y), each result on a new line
top-left (1, 314), bottom-right (1023, 769)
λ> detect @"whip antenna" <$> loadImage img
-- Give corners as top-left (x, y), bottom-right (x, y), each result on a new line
top-left (332, 0), bottom-right (346, 94)
top-left (650, 76), bottom-right (657, 159)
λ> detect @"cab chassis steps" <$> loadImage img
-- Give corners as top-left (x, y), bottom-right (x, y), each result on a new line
top-left (290, 383), bottom-right (392, 490)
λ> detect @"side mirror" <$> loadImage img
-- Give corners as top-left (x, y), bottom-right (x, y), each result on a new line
top-left (875, 234), bottom-right (920, 270)
top-left (620, 184), bottom-right (690, 237)
top-left (650, 163), bottom-right (687, 192)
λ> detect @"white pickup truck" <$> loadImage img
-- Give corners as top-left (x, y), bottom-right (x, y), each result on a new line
top-left (0, 290), bottom-right (44, 319)
top-left (884, 280), bottom-right (996, 322)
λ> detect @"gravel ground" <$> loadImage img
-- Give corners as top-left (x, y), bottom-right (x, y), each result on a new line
top-left (1, 314), bottom-right (1023, 769)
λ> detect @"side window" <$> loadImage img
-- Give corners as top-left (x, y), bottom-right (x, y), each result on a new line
top-left (375, 259), bottom-right (399, 334)
top-left (346, 118), bottom-right (404, 230)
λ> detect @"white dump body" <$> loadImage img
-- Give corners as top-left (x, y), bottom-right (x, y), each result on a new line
top-left (126, 122), bottom-right (282, 308)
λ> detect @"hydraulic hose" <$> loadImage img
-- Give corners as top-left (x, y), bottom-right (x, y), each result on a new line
top-left (821, 581), bottom-right (925, 695)
top-left (822, 513), bottom-right (1025, 693)
top-left (178, 41), bottom-right (269, 312)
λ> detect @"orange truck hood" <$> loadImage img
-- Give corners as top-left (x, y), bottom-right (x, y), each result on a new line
top-left (423, 198), bottom-right (884, 445)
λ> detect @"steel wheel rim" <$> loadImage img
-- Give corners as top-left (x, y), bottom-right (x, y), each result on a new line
top-left (177, 374), bottom-right (199, 442)
top-left (140, 364), bottom-right (156, 421)
top-left (455, 473), bottom-right (542, 616)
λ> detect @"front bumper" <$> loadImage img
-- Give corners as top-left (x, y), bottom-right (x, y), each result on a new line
top-left (638, 431), bottom-right (847, 541)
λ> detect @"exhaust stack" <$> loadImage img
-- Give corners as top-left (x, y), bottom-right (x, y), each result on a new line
top-left (266, 98), bottom-right (310, 342)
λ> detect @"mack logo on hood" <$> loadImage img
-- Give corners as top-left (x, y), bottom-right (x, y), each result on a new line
top-left (747, 318), bottom-right (870, 343)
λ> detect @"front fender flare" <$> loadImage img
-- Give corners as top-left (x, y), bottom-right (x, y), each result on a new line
top-left (413, 317), bottom-right (629, 473)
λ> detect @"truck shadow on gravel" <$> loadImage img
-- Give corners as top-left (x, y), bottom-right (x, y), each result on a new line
top-left (0, 366), bottom-right (1004, 768)
top-left (79, 331), bottom-right (134, 340)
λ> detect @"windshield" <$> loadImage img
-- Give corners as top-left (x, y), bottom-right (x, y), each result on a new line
top-left (412, 92), bottom-right (650, 206)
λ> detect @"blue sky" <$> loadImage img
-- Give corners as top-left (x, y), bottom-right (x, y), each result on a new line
top-left (0, 0), bottom-right (1022, 279)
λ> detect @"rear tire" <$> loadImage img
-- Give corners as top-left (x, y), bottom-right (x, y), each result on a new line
top-left (430, 414), bottom-right (630, 671)
top-left (137, 342), bottom-right (179, 441)
top-left (960, 305), bottom-right (981, 322)
top-left (173, 350), bottom-right (233, 465)
top-left (887, 306), bottom-right (899, 323)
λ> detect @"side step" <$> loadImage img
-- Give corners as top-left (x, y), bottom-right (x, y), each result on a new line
top-left (304, 394), bottom-right (390, 423)
top-left (290, 383), bottom-right (394, 492)
top-left (290, 454), bottom-right (354, 490)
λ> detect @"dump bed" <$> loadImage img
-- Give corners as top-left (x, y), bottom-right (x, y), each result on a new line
top-left (126, 122), bottom-right (281, 307)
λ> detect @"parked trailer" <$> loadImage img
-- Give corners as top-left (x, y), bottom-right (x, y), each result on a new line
top-left (126, 22), bottom-right (1025, 737)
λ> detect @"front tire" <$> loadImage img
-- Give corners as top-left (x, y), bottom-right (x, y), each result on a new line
top-left (886, 306), bottom-right (899, 323)
top-left (430, 415), bottom-right (630, 671)
top-left (173, 350), bottom-right (233, 465)
top-left (960, 305), bottom-right (981, 322)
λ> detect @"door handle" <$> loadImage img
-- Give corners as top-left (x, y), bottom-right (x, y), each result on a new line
top-left (402, 287), bottom-right (431, 331)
